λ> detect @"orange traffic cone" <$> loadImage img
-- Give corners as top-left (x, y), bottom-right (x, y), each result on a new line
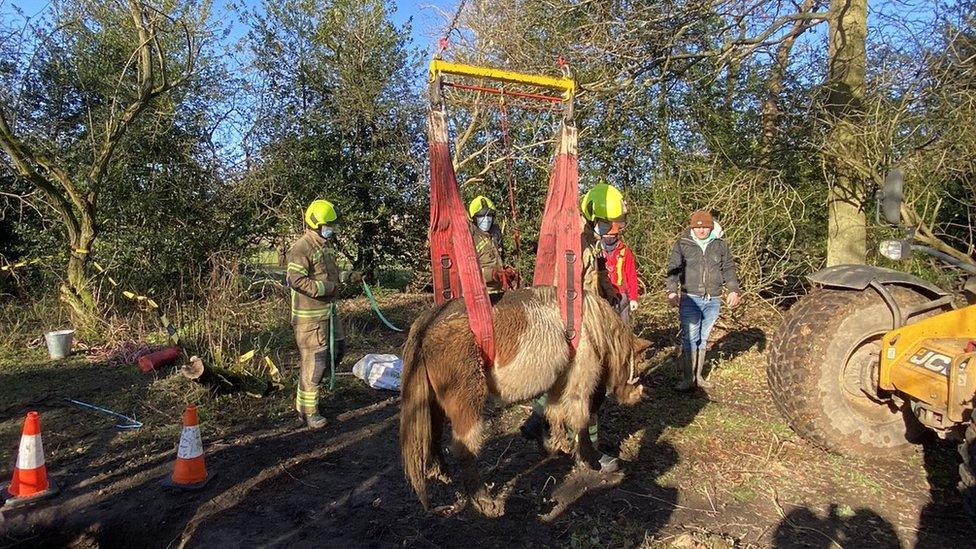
top-left (2, 411), bottom-right (59, 509)
top-left (161, 404), bottom-right (212, 490)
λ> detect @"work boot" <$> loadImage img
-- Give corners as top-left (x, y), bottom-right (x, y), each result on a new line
top-left (520, 411), bottom-right (548, 446)
top-left (576, 429), bottom-right (621, 473)
top-left (673, 352), bottom-right (695, 392)
top-left (305, 413), bottom-right (328, 429)
top-left (695, 351), bottom-right (713, 390)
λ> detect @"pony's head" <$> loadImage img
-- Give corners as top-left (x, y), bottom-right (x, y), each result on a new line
top-left (591, 298), bottom-right (651, 405)
top-left (609, 333), bottom-right (651, 405)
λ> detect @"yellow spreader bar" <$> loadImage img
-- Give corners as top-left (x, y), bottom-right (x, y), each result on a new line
top-left (429, 59), bottom-right (575, 96)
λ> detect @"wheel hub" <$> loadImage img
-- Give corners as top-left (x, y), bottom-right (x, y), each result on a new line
top-left (843, 339), bottom-right (887, 406)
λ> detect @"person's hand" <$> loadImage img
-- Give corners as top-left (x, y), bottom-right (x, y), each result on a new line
top-left (667, 292), bottom-right (680, 307)
top-left (727, 291), bottom-right (741, 309)
top-left (629, 300), bottom-right (639, 312)
top-left (341, 270), bottom-right (364, 284)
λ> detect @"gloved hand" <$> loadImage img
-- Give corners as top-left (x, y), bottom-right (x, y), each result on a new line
top-left (629, 300), bottom-right (639, 312)
top-left (340, 270), bottom-right (364, 284)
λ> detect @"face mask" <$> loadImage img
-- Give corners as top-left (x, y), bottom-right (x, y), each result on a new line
top-left (594, 221), bottom-right (613, 236)
top-left (320, 226), bottom-right (334, 239)
top-left (476, 215), bottom-right (493, 232)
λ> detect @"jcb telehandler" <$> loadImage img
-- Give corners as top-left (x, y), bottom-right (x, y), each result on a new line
top-left (767, 169), bottom-right (976, 515)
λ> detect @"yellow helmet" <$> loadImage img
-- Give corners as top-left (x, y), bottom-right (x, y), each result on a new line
top-left (467, 195), bottom-right (496, 218)
top-left (304, 199), bottom-right (338, 229)
top-left (580, 183), bottom-right (625, 222)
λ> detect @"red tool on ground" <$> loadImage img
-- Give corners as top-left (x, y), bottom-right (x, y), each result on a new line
top-left (138, 345), bottom-right (182, 373)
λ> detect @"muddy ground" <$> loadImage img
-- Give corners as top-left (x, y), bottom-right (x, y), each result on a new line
top-left (1, 293), bottom-right (974, 548)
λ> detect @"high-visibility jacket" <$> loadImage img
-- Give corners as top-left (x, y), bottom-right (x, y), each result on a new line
top-left (285, 230), bottom-right (343, 337)
top-left (602, 241), bottom-right (639, 301)
top-left (470, 223), bottom-right (504, 293)
top-left (581, 224), bottom-right (618, 301)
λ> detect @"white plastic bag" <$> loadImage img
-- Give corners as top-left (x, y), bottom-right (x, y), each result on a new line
top-left (352, 354), bottom-right (402, 391)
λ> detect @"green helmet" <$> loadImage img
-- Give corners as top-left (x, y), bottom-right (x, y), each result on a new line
top-left (467, 195), bottom-right (496, 218)
top-left (580, 183), bottom-right (625, 222)
top-left (304, 199), bottom-right (338, 229)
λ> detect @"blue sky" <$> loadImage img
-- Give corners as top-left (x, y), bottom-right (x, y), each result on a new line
top-left (1, 0), bottom-right (457, 55)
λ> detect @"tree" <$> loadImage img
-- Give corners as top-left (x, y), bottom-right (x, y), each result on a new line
top-left (0, 0), bottom-right (203, 329)
top-left (823, 0), bottom-right (869, 266)
top-left (244, 0), bottom-right (426, 281)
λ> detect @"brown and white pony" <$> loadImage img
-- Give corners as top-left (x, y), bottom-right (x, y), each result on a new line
top-left (399, 286), bottom-right (649, 516)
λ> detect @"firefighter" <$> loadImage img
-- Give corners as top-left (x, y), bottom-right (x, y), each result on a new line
top-left (520, 183), bottom-right (628, 473)
top-left (599, 226), bottom-right (640, 324)
top-left (467, 195), bottom-right (506, 296)
top-left (286, 199), bottom-right (361, 429)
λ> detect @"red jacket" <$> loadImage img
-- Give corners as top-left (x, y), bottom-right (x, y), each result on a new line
top-left (602, 241), bottom-right (639, 300)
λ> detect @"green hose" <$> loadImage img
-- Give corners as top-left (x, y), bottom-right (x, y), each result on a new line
top-left (328, 301), bottom-right (336, 391)
top-left (362, 281), bottom-right (403, 332)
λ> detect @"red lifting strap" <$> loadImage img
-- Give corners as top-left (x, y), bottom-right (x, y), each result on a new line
top-left (532, 122), bottom-right (582, 350)
top-left (427, 108), bottom-right (496, 364)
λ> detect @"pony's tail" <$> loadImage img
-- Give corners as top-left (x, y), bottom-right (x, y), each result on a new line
top-left (399, 318), bottom-right (434, 509)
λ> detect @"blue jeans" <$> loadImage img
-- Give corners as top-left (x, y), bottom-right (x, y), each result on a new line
top-left (679, 294), bottom-right (720, 352)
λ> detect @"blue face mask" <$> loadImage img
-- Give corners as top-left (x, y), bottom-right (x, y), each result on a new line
top-left (594, 221), bottom-right (613, 236)
top-left (476, 215), bottom-right (493, 232)
top-left (320, 226), bottom-right (334, 239)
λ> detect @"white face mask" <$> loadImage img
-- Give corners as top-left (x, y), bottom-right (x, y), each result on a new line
top-left (320, 226), bottom-right (334, 239)
top-left (476, 215), bottom-right (493, 232)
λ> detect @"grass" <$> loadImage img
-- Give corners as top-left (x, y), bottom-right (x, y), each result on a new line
top-left (0, 283), bottom-right (969, 547)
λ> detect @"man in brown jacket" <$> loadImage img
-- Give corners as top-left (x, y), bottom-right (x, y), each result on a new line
top-left (287, 199), bottom-right (360, 429)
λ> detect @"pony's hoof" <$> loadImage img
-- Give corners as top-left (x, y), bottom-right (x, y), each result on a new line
top-left (473, 495), bottom-right (505, 517)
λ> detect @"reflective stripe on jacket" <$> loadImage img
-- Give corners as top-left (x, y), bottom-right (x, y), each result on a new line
top-left (470, 223), bottom-right (504, 293)
top-left (286, 230), bottom-right (343, 334)
top-left (603, 242), bottom-right (639, 300)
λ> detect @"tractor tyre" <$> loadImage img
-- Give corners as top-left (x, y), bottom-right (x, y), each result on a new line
top-left (767, 286), bottom-right (942, 457)
top-left (958, 420), bottom-right (976, 520)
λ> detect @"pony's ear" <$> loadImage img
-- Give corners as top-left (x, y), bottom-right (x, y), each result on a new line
top-left (633, 337), bottom-right (652, 356)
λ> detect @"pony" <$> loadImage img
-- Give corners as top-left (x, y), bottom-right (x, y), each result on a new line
top-left (399, 286), bottom-right (650, 516)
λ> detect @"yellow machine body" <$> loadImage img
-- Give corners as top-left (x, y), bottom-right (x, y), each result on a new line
top-left (879, 304), bottom-right (976, 424)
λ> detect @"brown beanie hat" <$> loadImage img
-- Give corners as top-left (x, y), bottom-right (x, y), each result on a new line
top-left (690, 210), bottom-right (714, 229)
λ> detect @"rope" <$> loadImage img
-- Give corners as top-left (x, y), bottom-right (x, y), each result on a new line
top-left (499, 95), bottom-right (523, 265)
top-left (66, 399), bottom-right (142, 430)
top-left (362, 281), bottom-right (404, 332)
top-left (445, 0), bottom-right (466, 38)
top-left (329, 302), bottom-right (336, 391)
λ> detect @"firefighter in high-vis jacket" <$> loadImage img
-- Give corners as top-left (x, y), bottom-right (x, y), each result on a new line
top-left (467, 196), bottom-right (506, 296)
top-left (286, 199), bottom-right (361, 429)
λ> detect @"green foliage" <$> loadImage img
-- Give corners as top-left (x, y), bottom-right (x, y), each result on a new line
top-left (243, 0), bottom-right (427, 283)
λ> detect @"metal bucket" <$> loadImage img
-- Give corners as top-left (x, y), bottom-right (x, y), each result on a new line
top-left (44, 329), bottom-right (74, 360)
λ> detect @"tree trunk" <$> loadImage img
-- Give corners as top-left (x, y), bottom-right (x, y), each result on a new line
top-left (61, 216), bottom-right (98, 333)
top-left (825, 0), bottom-right (868, 266)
